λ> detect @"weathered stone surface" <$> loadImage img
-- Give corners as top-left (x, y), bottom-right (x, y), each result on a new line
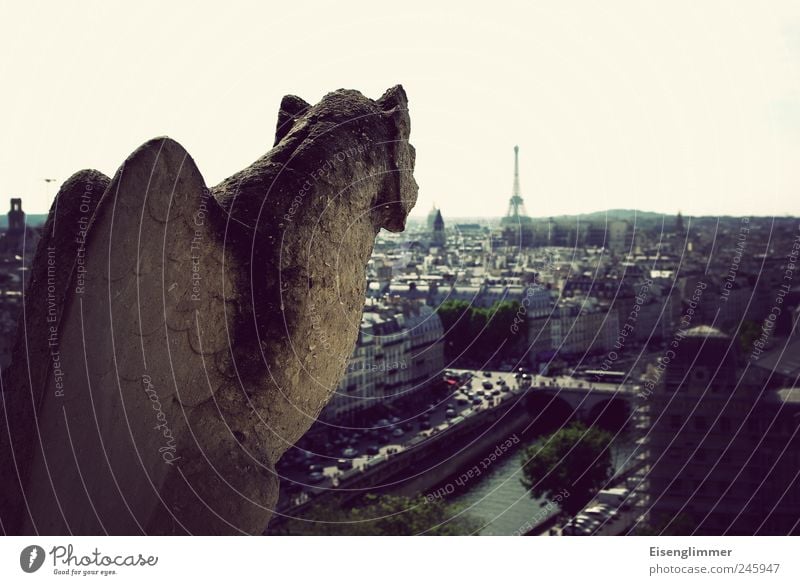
top-left (0, 85), bottom-right (417, 535)
top-left (0, 169), bottom-right (108, 534)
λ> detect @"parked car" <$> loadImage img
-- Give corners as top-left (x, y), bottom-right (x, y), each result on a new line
top-left (573, 515), bottom-right (602, 532)
top-left (593, 504), bottom-right (620, 519)
top-left (337, 459), bottom-right (353, 470)
top-left (308, 464), bottom-right (323, 473)
top-left (581, 507), bottom-right (612, 523)
top-left (420, 421), bottom-right (432, 430)
top-left (482, 381), bottom-right (493, 390)
top-left (366, 445), bottom-right (380, 455)
top-left (445, 408), bottom-right (457, 418)
top-left (483, 371), bottom-right (492, 377)
top-left (308, 472), bottom-right (325, 483)
top-left (342, 447), bottom-right (359, 458)
top-left (392, 428), bottom-right (404, 437)
top-left (597, 488), bottom-right (630, 509)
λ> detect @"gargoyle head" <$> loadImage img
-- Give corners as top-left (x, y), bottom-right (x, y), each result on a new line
top-left (270, 85), bottom-right (418, 233)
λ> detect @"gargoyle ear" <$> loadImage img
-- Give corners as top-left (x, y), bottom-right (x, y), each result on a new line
top-left (274, 94), bottom-right (311, 145)
top-left (377, 85), bottom-right (408, 112)
top-left (377, 85), bottom-right (410, 143)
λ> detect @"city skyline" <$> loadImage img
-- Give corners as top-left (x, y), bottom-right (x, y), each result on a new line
top-left (2, 1), bottom-right (800, 217)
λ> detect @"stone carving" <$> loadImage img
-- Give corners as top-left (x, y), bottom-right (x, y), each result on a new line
top-left (0, 85), bottom-right (417, 534)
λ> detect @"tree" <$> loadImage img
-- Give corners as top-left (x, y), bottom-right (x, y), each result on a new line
top-left (519, 423), bottom-right (613, 516)
top-left (436, 300), bottom-right (473, 360)
top-left (280, 493), bottom-right (480, 535)
top-left (436, 299), bottom-right (522, 362)
top-left (737, 320), bottom-right (761, 354)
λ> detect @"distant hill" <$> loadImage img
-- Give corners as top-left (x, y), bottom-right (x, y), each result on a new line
top-left (544, 209), bottom-right (669, 224)
top-left (409, 209), bottom-right (674, 226)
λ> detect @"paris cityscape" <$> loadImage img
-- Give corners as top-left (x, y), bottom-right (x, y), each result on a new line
top-left (2, 5), bottom-right (800, 583)
top-left (2, 144), bottom-right (797, 537)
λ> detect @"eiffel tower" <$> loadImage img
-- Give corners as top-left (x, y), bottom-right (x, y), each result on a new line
top-left (500, 145), bottom-right (534, 246)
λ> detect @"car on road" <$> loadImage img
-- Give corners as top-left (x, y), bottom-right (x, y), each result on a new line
top-left (482, 381), bottom-right (493, 390)
top-left (471, 398), bottom-right (482, 405)
top-left (445, 408), bottom-right (457, 418)
top-left (337, 459), bottom-right (353, 470)
top-left (597, 503), bottom-right (620, 518)
top-left (342, 447), bottom-right (359, 458)
top-left (573, 515), bottom-right (602, 531)
top-left (366, 445), bottom-right (380, 455)
top-left (582, 506), bottom-right (618, 522)
top-left (392, 428), bottom-right (404, 437)
top-left (483, 371), bottom-right (492, 377)
top-left (420, 421), bottom-right (432, 430)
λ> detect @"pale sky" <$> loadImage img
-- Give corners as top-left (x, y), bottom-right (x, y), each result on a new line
top-left (1, 1), bottom-right (799, 217)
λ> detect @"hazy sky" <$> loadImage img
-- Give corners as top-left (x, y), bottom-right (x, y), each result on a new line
top-left (1, 1), bottom-right (799, 217)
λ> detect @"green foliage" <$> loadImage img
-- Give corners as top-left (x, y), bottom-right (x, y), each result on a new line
top-left (519, 423), bottom-right (613, 516)
top-left (436, 299), bottom-right (522, 362)
top-left (281, 493), bottom-right (480, 536)
top-left (737, 320), bottom-right (761, 354)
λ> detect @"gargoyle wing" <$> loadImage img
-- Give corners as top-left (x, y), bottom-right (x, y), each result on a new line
top-left (20, 137), bottom-right (238, 534)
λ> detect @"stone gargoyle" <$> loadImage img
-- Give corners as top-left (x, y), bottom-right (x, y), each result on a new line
top-left (0, 85), bottom-right (417, 535)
